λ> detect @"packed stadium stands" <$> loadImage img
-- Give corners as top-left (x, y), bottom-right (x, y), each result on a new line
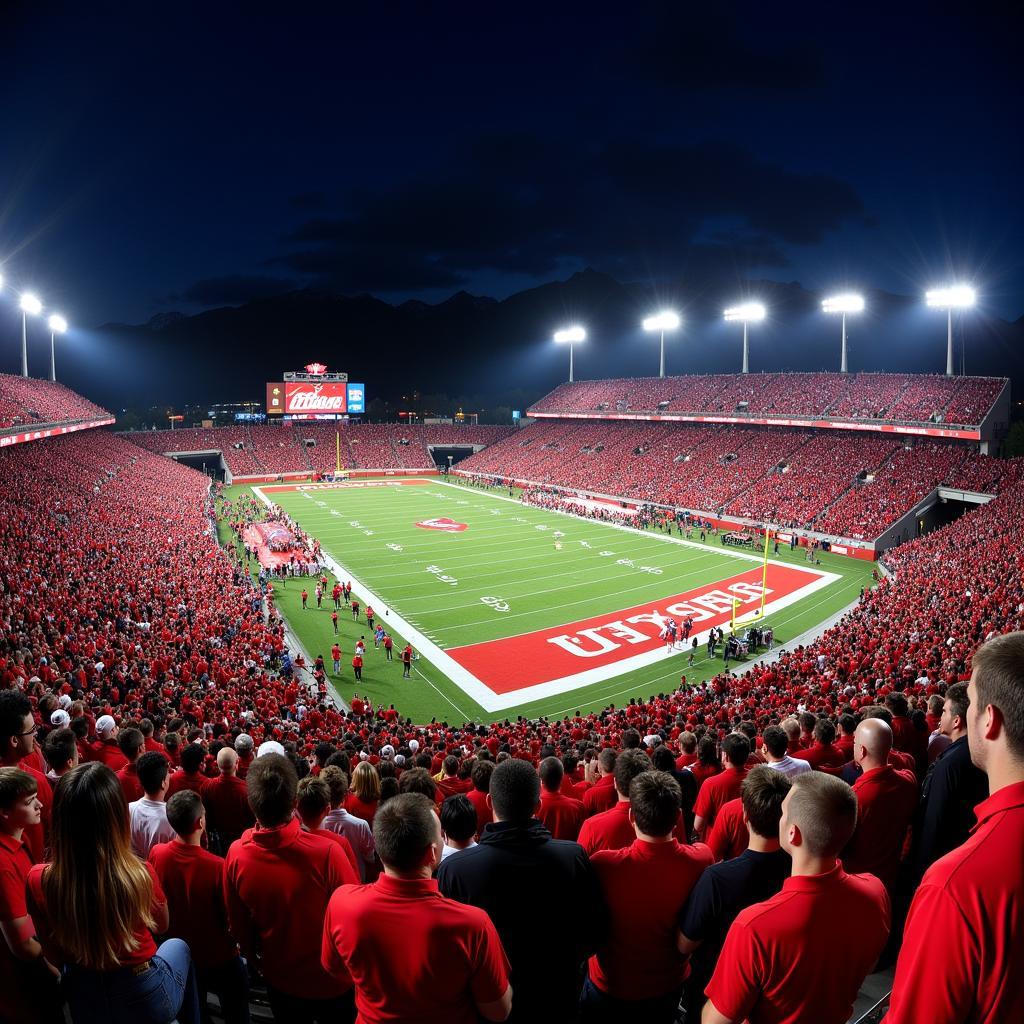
top-left (126, 422), bottom-right (513, 476)
top-left (3, 373), bottom-right (1023, 1023)
top-left (529, 370), bottom-right (1005, 427)
top-left (0, 372), bottom-right (111, 429)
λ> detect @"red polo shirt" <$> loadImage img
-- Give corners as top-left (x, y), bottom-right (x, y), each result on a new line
top-left (321, 874), bottom-right (510, 1024)
top-left (707, 797), bottom-right (749, 862)
top-left (842, 765), bottom-right (917, 891)
top-left (305, 826), bottom-right (360, 878)
top-left (224, 818), bottom-right (357, 999)
top-left (92, 738), bottom-right (128, 772)
top-left (589, 838), bottom-right (714, 999)
top-left (694, 767), bottom-right (748, 835)
top-left (583, 775), bottom-right (617, 817)
top-left (885, 780), bottom-right (1024, 1024)
top-left (117, 763), bottom-right (145, 804)
top-left (167, 770), bottom-right (209, 799)
top-left (538, 789), bottom-right (586, 841)
top-left (148, 841), bottom-right (238, 970)
top-left (0, 831), bottom-right (36, 1020)
top-left (578, 801), bottom-right (633, 855)
top-left (203, 773), bottom-right (254, 844)
top-left (705, 863), bottom-right (890, 1024)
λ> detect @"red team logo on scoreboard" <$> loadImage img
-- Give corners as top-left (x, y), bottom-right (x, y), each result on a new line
top-left (283, 381), bottom-right (348, 413)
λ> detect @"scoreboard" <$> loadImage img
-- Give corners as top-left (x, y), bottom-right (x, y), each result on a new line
top-left (266, 366), bottom-right (365, 416)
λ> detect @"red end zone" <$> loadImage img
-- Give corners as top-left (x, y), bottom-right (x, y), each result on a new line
top-left (447, 563), bottom-right (824, 694)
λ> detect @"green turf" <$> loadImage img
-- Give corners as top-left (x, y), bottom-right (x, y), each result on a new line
top-left (219, 479), bottom-right (874, 724)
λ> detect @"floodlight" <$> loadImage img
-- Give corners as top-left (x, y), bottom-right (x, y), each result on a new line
top-left (642, 311), bottom-right (681, 332)
top-left (553, 326), bottom-right (586, 343)
top-left (19, 293), bottom-right (42, 316)
top-left (48, 314), bottom-right (68, 333)
top-left (926, 285), bottom-right (975, 309)
top-left (822, 294), bottom-right (865, 314)
top-left (723, 302), bottom-right (766, 322)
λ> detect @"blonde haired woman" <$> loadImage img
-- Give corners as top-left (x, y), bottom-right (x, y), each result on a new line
top-left (344, 759), bottom-right (381, 826)
top-left (26, 762), bottom-right (200, 1024)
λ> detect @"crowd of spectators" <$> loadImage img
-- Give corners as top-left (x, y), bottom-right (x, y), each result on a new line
top-left (2, 413), bottom-right (1023, 1022)
top-left (127, 422), bottom-right (512, 477)
top-left (529, 371), bottom-right (1006, 427)
top-left (0, 374), bottom-right (111, 430)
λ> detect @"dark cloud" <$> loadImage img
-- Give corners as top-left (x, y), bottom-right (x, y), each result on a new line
top-left (174, 275), bottom-right (297, 306)
top-left (629, 9), bottom-right (825, 93)
top-left (273, 136), bottom-right (862, 294)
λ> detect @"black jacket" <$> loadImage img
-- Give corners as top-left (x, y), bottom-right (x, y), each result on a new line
top-left (437, 818), bottom-right (607, 1021)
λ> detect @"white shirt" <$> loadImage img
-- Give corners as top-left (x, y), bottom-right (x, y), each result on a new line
top-left (440, 840), bottom-right (477, 861)
top-left (129, 797), bottom-right (176, 859)
top-left (322, 807), bottom-right (375, 880)
top-left (765, 755), bottom-right (812, 779)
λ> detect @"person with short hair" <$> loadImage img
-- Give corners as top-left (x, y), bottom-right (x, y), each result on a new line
top-left (677, 766), bottom-right (792, 1020)
top-left (0, 690), bottom-right (53, 863)
top-left (578, 749), bottom-right (651, 855)
top-left (702, 773), bottom-right (889, 1024)
top-left (203, 747), bottom-right (255, 855)
top-left (760, 725), bottom-right (812, 779)
top-left (580, 771), bottom-right (713, 1023)
top-left (583, 748), bottom-right (618, 816)
top-left (224, 753), bottom-right (357, 1022)
top-left (43, 726), bottom-right (79, 785)
top-left (467, 758), bottom-right (494, 833)
top-left (116, 727), bottom-right (146, 803)
top-left (0, 768), bottom-right (62, 1024)
top-left (167, 742), bottom-right (210, 799)
top-left (296, 776), bottom-right (361, 877)
top-left (887, 632), bottom-right (1024, 1024)
top-left (694, 734), bottom-right (750, 838)
top-left (440, 794), bottom-right (479, 859)
top-left (321, 765), bottom-right (376, 880)
top-left (438, 758), bottom-right (606, 1022)
top-left (800, 719), bottom-right (845, 772)
top-left (840, 718), bottom-right (917, 892)
top-left (26, 762), bottom-right (201, 1024)
top-left (322, 793), bottom-right (512, 1022)
top-left (129, 751), bottom-right (175, 859)
top-left (537, 756), bottom-right (586, 840)
top-left (149, 791), bottom-right (250, 1024)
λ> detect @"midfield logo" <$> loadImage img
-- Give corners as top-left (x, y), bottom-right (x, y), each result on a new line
top-left (415, 517), bottom-right (468, 532)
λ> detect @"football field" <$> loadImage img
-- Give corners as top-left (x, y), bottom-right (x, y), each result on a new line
top-left (239, 478), bottom-right (873, 723)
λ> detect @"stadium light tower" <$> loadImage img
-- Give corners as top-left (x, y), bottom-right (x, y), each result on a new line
top-left (642, 311), bottom-right (681, 378)
top-left (822, 293), bottom-right (865, 373)
top-left (723, 302), bottom-right (766, 373)
top-left (47, 314), bottom-right (67, 382)
top-left (553, 326), bottom-right (586, 382)
top-left (926, 285), bottom-right (975, 377)
top-left (19, 293), bottom-right (43, 378)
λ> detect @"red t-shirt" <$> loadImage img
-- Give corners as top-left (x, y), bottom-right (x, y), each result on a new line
top-left (582, 776), bottom-right (617, 817)
top-left (17, 763), bottom-right (52, 864)
top-left (148, 841), bottom-right (237, 970)
top-left (0, 832), bottom-right (35, 1018)
top-left (578, 801), bottom-right (633, 856)
top-left (27, 860), bottom-right (166, 968)
top-left (537, 790), bottom-right (586, 841)
top-left (305, 826), bottom-right (360, 878)
top-left (842, 765), bottom-right (917, 891)
top-left (224, 818), bottom-right (357, 999)
top-left (203, 774), bottom-right (255, 844)
top-left (117, 763), bottom-right (145, 804)
top-left (321, 874), bottom-right (510, 1024)
top-left (885, 781), bottom-right (1024, 1024)
top-left (706, 797), bottom-right (749, 862)
top-left (705, 863), bottom-right (890, 1024)
top-left (694, 767), bottom-right (748, 834)
top-left (166, 770), bottom-right (209, 800)
top-left (466, 789), bottom-right (491, 834)
top-left (589, 838), bottom-right (714, 999)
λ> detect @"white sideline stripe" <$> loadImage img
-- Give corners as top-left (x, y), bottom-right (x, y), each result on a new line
top-left (254, 482), bottom-right (841, 714)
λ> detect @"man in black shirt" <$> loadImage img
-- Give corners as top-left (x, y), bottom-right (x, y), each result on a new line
top-left (437, 757), bottom-right (607, 1023)
top-left (677, 766), bottom-right (792, 1019)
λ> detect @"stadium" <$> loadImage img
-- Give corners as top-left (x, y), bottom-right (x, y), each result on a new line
top-left (2, 10), bottom-right (1023, 1024)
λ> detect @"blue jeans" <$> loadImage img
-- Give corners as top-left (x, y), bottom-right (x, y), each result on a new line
top-left (579, 973), bottom-right (682, 1024)
top-left (63, 938), bottom-right (201, 1024)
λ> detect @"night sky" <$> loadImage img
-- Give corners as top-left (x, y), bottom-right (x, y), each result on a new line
top-left (1, 6), bottom-right (1022, 403)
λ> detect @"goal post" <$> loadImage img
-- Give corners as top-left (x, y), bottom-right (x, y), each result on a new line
top-left (731, 526), bottom-right (771, 630)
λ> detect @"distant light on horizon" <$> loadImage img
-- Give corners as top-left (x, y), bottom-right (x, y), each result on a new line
top-left (20, 293), bottom-right (43, 315)
top-left (642, 311), bottom-right (681, 331)
top-left (926, 284), bottom-right (976, 309)
top-left (553, 326), bottom-right (586, 343)
top-left (723, 302), bottom-right (766, 322)
top-left (822, 293), bottom-right (865, 314)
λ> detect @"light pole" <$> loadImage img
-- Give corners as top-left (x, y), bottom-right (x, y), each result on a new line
top-left (19, 293), bottom-right (43, 378)
top-left (926, 285), bottom-right (975, 376)
top-left (47, 314), bottom-right (67, 382)
top-left (723, 302), bottom-right (766, 373)
top-left (642, 311), bottom-right (681, 378)
top-left (821, 294), bottom-right (865, 373)
top-left (553, 326), bottom-right (586, 383)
